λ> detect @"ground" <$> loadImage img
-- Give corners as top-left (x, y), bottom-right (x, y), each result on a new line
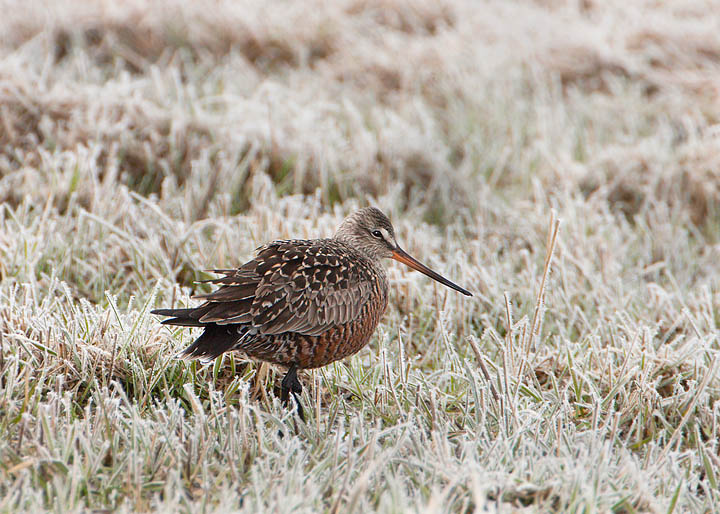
top-left (1, 0), bottom-right (719, 512)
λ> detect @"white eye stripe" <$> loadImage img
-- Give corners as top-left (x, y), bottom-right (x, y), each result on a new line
top-left (370, 227), bottom-right (395, 246)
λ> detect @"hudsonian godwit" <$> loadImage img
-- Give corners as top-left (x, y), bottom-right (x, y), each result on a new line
top-left (152, 207), bottom-right (472, 420)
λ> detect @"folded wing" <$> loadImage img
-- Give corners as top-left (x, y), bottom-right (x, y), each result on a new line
top-left (153, 239), bottom-right (373, 337)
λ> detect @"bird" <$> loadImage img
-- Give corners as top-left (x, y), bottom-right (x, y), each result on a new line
top-left (152, 207), bottom-right (472, 421)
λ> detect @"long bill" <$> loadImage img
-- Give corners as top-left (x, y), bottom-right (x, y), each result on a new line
top-left (391, 248), bottom-right (472, 296)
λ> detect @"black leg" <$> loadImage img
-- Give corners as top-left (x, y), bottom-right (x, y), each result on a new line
top-left (281, 364), bottom-right (305, 422)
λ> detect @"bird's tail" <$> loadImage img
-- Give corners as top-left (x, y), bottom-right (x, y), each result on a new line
top-left (151, 308), bottom-right (206, 327)
top-left (178, 323), bottom-right (257, 364)
top-left (178, 324), bottom-right (241, 363)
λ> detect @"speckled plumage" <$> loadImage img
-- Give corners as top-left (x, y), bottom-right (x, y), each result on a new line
top-left (163, 238), bottom-right (388, 368)
top-left (152, 207), bottom-right (471, 420)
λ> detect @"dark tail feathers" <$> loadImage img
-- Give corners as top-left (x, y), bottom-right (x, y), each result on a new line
top-left (178, 324), bottom-right (240, 362)
top-left (151, 308), bottom-right (204, 327)
top-left (152, 308), bottom-right (244, 362)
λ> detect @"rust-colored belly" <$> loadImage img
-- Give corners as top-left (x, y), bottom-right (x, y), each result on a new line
top-left (242, 291), bottom-right (388, 369)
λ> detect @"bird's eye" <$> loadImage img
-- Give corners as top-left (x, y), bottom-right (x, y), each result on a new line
top-left (371, 230), bottom-right (383, 239)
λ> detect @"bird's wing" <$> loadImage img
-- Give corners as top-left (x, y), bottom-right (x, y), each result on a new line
top-left (193, 240), bottom-right (374, 336)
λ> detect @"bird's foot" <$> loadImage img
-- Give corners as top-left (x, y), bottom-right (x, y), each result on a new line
top-left (281, 364), bottom-right (306, 423)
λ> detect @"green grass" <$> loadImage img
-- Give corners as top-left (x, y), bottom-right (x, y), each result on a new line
top-left (1, 0), bottom-right (720, 511)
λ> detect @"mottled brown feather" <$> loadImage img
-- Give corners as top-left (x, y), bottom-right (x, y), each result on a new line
top-left (161, 239), bottom-right (383, 344)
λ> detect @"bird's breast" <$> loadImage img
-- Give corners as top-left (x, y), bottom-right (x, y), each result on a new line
top-left (295, 287), bottom-right (388, 368)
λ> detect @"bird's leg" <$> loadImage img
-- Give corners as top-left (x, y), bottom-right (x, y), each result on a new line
top-left (280, 364), bottom-right (294, 404)
top-left (281, 364), bottom-right (305, 422)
